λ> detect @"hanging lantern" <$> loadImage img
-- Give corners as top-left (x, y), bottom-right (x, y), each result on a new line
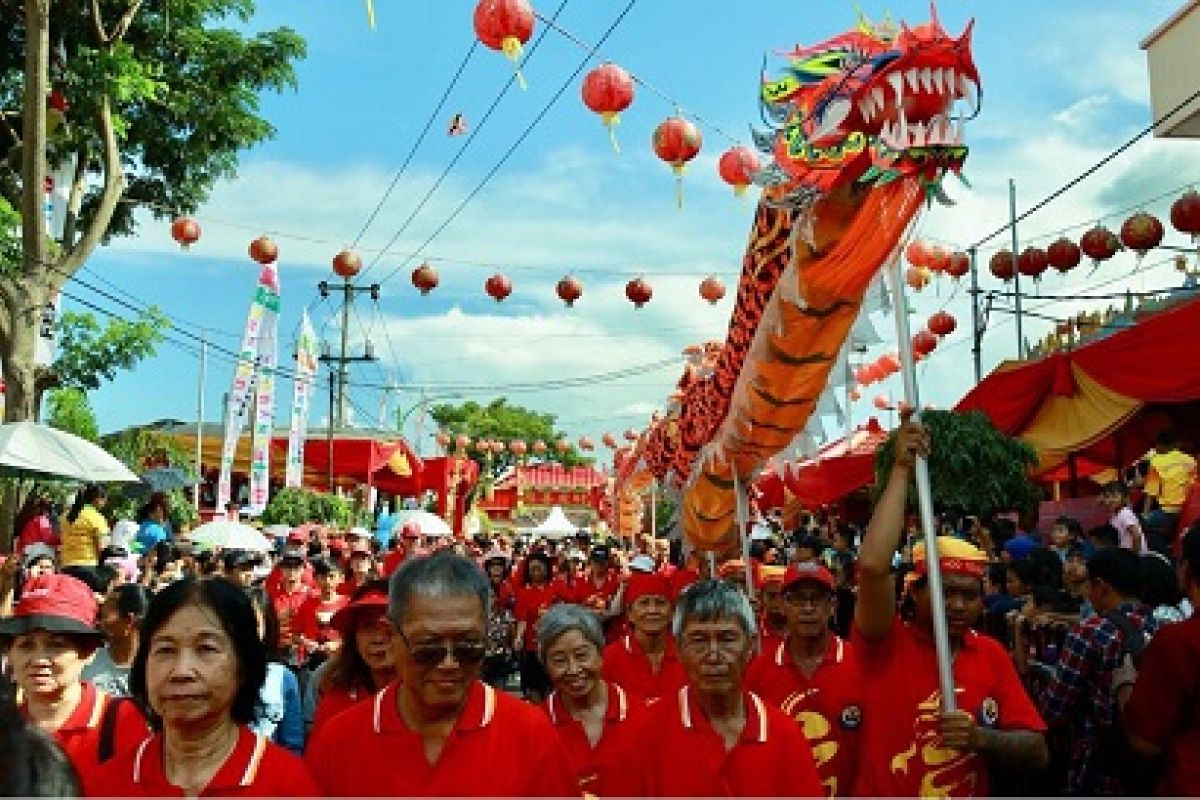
top-left (473, 0), bottom-right (535, 89)
top-left (873, 395), bottom-right (892, 411)
top-left (623, 429), bottom-right (639, 442)
top-left (854, 366), bottom-right (872, 385)
top-left (848, 388), bottom-right (861, 402)
top-left (1046, 237), bottom-right (1082, 274)
top-left (248, 236), bottom-right (277, 265)
top-left (532, 440), bottom-right (547, 455)
top-left (905, 240), bottom-right (931, 269)
top-left (928, 311), bottom-right (957, 336)
top-left (926, 245), bottom-right (950, 274)
top-left (863, 363), bottom-right (885, 384)
top-left (1170, 190), bottom-right (1200, 241)
top-left (945, 251), bottom-right (971, 280)
top-left (652, 116), bottom-right (702, 208)
top-left (510, 440), bottom-right (528, 457)
top-left (905, 266), bottom-right (931, 291)
top-left (1055, 320), bottom-right (1074, 336)
top-left (455, 434), bottom-right (471, 451)
top-left (435, 432), bottom-right (451, 449)
top-left (625, 277), bottom-right (653, 308)
top-left (555, 439), bottom-right (570, 454)
top-left (989, 250), bottom-right (1015, 282)
top-left (717, 146), bottom-right (761, 197)
top-left (578, 436), bottom-right (594, 451)
top-left (602, 432), bottom-right (617, 449)
top-left (412, 263), bottom-right (439, 295)
top-left (171, 217), bottom-right (201, 249)
top-left (490, 440), bottom-right (506, 455)
top-left (912, 330), bottom-right (939, 356)
top-left (897, 401), bottom-right (914, 415)
top-left (475, 439), bottom-right (493, 454)
top-left (333, 250), bottom-right (362, 278)
top-left (581, 62), bottom-right (634, 152)
top-left (1120, 211), bottom-right (1165, 259)
top-left (1017, 247), bottom-right (1049, 281)
top-left (556, 274), bottom-right (583, 307)
top-left (699, 275), bottom-right (725, 305)
top-left (878, 353), bottom-right (901, 375)
top-left (1080, 225), bottom-right (1121, 265)
top-left (485, 273), bottom-right (512, 302)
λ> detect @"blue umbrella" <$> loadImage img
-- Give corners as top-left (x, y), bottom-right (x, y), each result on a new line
top-left (126, 467), bottom-right (192, 498)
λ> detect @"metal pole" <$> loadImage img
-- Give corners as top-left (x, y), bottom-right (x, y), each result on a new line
top-left (844, 351), bottom-right (854, 442)
top-left (1009, 179), bottom-right (1024, 360)
top-left (969, 247), bottom-right (982, 384)
top-left (414, 389), bottom-right (428, 458)
top-left (337, 279), bottom-right (351, 428)
top-left (194, 331), bottom-right (207, 511)
top-left (649, 478), bottom-right (657, 538)
top-left (887, 255), bottom-right (956, 712)
top-left (327, 368), bottom-right (336, 492)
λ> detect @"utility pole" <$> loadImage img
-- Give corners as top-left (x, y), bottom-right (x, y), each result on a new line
top-left (194, 330), bottom-right (208, 510)
top-left (969, 247), bottom-right (982, 384)
top-left (1009, 178), bottom-right (1024, 360)
top-left (413, 388), bottom-right (429, 457)
top-left (317, 272), bottom-right (379, 429)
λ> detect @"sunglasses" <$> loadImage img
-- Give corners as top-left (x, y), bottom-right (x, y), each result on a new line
top-left (397, 629), bottom-right (486, 667)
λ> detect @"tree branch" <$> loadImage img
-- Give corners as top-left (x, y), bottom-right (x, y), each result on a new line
top-left (61, 140), bottom-right (89, 249)
top-left (89, 0), bottom-right (109, 45)
top-left (109, 0), bottom-right (144, 42)
top-left (57, 96), bottom-right (123, 285)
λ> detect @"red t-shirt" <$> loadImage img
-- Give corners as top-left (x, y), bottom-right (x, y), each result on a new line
top-left (1123, 614), bottom-right (1200, 796)
top-left (573, 572), bottom-right (621, 613)
top-left (601, 634), bottom-right (688, 705)
top-left (514, 582), bottom-right (568, 651)
top-left (542, 681), bottom-right (642, 797)
top-left (37, 682), bottom-right (149, 785)
top-left (746, 636), bottom-right (863, 798)
top-left (269, 585), bottom-right (315, 643)
top-left (611, 685), bottom-right (824, 797)
top-left (16, 514), bottom-right (58, 552)
top-left (294, 594), bottom-right (348, 649)
top-left (310, 683), bottom-right (373, 739)
top-left (851, 618), bottom-right (1047, 797)
top-left (86, 725), bottom-right (318, 797)
top-left (304, 681), bottom-right (578, 796)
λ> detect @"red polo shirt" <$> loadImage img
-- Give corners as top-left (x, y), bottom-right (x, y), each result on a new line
top-left (851, 618), bottom-right (1046, 798)
top-left (542, 681), bottom-right (642, 797)
top-left (573, 572), bottom-right (621, 613)
top-left (294, 594), bottom-right (348, 650)
top-left (746, 636), bottom-right (863, 798)
top-left (86, 725), bottom-right (318, 797)
top-left (305, 680), bottom-right (577, 796)
top-left (514, 582), bottom-right (568, 652)
top-left (310, 683), bottom-right (373, 739)
top-left (602, 634), bottom-right (687, 705)
top-left (33, 682), bottom-right (149, 783)
top-left (612, 685), bottom-right (824, 797)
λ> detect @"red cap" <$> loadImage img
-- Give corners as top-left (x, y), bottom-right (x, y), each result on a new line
top-left (400, 521), bottom-right (421, 539)
top-left (329, 587), bottom-right (390, 636)
top-left (782, 562), bottom-right (835, 592)
top-left (286, 530), bottom-right (307, 545)
top-left (0, 574), bottom-right (100, 638)
top-left (625, 572), bottom-right (673, 606)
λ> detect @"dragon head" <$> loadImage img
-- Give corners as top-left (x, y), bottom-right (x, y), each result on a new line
top-left (757, 4), bottom-right (979, 205)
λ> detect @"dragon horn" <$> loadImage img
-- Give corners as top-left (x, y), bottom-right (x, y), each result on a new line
top-left (928, 1), bottom-right (943, 35)
top-left (958, 18), bottom-right (975, 48)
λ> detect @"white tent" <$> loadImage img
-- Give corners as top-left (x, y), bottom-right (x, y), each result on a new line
top-left (531, 506), bottom-right (577, 540)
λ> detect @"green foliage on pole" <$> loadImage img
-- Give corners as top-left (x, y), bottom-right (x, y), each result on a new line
top-left (262, 487), bottom-right (350, 527)
top-left (873, 410), bottom-right (1042, 517)
top-left (100, 427), bottom-right (198, 531)
top-left (45, 387), bottom-right (99, 442)
top-left (428, 398), bottom-right (589, 478)
top-left (52, 309), bottom-right (168, 392)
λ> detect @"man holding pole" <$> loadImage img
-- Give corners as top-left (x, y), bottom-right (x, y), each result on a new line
top-left (852, 416), bottom-right (1048, 797)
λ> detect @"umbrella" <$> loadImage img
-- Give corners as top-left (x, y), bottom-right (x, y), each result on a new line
top-left (125, 466), bottom-right (193, 498)
top-left (392, 510), bottom-right (452, 538)
top-left (0, 421), bottom-right (139, 483)
top-left (189, 520), bottom-right (272, 552)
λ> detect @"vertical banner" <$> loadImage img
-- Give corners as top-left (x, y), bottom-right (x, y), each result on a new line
top-left (285, 310), bottom-right (318, 487)
top-left (248, 265), bottom-right (281, 515)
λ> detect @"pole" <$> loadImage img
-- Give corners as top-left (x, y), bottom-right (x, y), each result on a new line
top-left (194, 331), bottom-right (207, 511)
top-left (969, 247), bottom-right (982, 384)
top-left (649, 478), bottom-right (658, 538)
top-left (337, 280), bottom-right (351, 429)
top-left (733, 472), bottom-right (755, 602)
top-left (1009, 179), bottom-right (1024, 360)
top-left (327, 368), bottom-right (336, 492)
top-left (887, 255), bottom-right (956, 712)
top-left (413, 389), bottom-right (428, 458)
top-left (844, 352), bottom-right (854, 442)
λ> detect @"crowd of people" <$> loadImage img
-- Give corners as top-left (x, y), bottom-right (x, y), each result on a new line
top-left (0, 418), bottom-right (1197, 797)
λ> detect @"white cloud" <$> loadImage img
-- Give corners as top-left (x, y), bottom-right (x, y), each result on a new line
top-left (1053, 94), bottom-right (1111, 128)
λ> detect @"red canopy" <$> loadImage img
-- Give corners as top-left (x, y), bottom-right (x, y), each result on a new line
top-left (781, 418), bottom-right (889, 507)
top-left (272, 433), bottom-right (423, 489)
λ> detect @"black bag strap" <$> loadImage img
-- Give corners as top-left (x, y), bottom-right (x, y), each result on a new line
top-left (97, 695), bottom-right (128, 764)
top-left (1102, 610), bottom-right (1146, 658)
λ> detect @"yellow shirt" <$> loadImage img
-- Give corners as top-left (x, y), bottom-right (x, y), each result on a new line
top-left (1146, 449), bottom-right (1198, 511)
top-left (59, 505), bottom-right (109, 567)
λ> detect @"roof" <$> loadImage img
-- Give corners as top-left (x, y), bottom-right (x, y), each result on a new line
top-left (1140, 0), bottom-right (1200, 49)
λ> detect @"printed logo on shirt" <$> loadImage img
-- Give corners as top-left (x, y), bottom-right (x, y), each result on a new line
top-left (840, 704), bottom-right (862, 730)
top-left (979, 696), bottom-right (999, 728)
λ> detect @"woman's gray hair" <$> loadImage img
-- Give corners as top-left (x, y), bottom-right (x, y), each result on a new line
top-left (537, 603), bottom-right (605, 662)
top-left (672, 579), bottom-right (757, 639)
top-left (388, 550), bottom-right (492, 626)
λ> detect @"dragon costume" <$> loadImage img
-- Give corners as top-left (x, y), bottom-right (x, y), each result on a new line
top-left (619, 7), bottom-right (980, 553)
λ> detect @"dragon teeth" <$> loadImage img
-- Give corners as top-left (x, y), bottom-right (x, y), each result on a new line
top-left (906, 68), bottom-right (921, 92)
top-left (919, 67), bottom-right (933, 93)
top-left (931, 68), bottom-right (944, 95)
top-left (887, 72), bottom-right (904, 102)
top-left (872, 87), bottom-right (885, 114)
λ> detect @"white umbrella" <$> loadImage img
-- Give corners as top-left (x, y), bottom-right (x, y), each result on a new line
top-left (190, 520), bottom-right (273, 552)
top-left (392, 510), bottom-right (453, 538)
top-left (0, 421), bottom-right (140, 483)
top-left (532, 506), bottom-right (577, 541)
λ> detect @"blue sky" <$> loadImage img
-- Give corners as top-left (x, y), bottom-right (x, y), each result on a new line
top-left (74, 0), bottom-right (1198, 458)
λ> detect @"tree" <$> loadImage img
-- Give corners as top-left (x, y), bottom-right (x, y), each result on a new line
top-left (101, 425), bottom-right (198, 530)
top-left (45, 386), bottom-right (98, 440)
top-left (51, 307), bottom-right (166, 391)
top-left (874, 410), bottom-right (1042, 517)
top-left (428, 398), bottom-right (589, 479)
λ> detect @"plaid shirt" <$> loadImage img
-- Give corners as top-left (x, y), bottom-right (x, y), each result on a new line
top-left (1038, 602), bottom-right (1160, 795)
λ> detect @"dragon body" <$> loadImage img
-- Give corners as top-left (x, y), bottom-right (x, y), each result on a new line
top-left (620, 8), bottom-right (980, 552)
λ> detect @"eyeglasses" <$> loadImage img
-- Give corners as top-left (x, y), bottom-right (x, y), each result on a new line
top-left (396, 629), bottom-right (486, 668)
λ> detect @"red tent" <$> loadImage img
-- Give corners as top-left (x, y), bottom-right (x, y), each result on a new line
top-left (271, 431), bottom-right (423, 490)
top-left (782, 418), bottom-right (890, 507)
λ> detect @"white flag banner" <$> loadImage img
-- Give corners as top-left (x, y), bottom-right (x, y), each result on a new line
top-left (248, 267), bottom-right (281, 515)
top-left (285, 310), bottom-right (319, 488)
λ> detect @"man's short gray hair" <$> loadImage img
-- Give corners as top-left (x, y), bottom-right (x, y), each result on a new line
top-left (672, 579), bottom-right (757, 639)
top-left (537, 603), bottom-right (604, 662)
top-left (388, 550), bottom-right (491, 626)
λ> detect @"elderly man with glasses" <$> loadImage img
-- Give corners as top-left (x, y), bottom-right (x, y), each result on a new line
top-left (305, 551), bottom-right (576, 796)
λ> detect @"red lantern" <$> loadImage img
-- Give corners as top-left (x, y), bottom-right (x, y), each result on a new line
top-left (863, 363), bottom-right (884, 384)
top-left (623, 429), bottom-right (638, 442)
top-left (873, 395), bottom-right (892, 411)
top-left (435, 432), bottom-right (451, 449)
top-left (905, 240), bottom-right (931, 268)
top-left (510, 440), bottom-right (528, 457)
top-left (849, 388), bottom-right (861, 402)
top-left (1046, 237), bottom-right (1082, 274)
top-left (928, 311), bottom-right (957, 336)
top-left (945, 251), bottom-right (970, 280)
top-left (473, 0), bottom-right (535, 89)
top-left (412, 263), bottom-right (439, 295)
top-left (582, 62), bottom-right (634, 151)
top-left (854, 366), bottom-right (872, 385)
top-left (912, 330), bottom-right (939, 356)
top-left (485, 273), bottom-right (512, 302)
top-left (455, 434), bottom-right (471, 451)
top-left (699, 276), bottom-right (725, 305)
top-left (555, 439), bottom-right (570, 454)
top-left (248, 236), bottom-right (277, 265)
top-left (490, 441), bottom-right (506, 455)
top-left (625, 277), bottom-right (653, 308)
top-left (1170, 190), bottom-right (1200, 241)
top-left (926, 245), bottom-right (950, 274)
top-left (717, 146), bottom-right (761, 197)
top-left (332, 250), bottom-right (362, 279)
top-left (602, 433), bottom-right (617, 449)
top-left (1080, 225), bottom-right (1120, 264)
top-left (989, 250), bottom-right (1015, 282)
top-left (1120, 211), bottom-right (1164, 257)
top-left (532, 440), bottom-right (547, 455)
top-left (1017, 247), bottom-right (1048, 281)
top-left (878, 353), bottom-right (901, 374)
top-left (171, 217), bottom-right (201, 249)
top-left (905, 266), bottom-right (931, 291)
top-left (556, 275), bottom-right (583, 307)
top-left (653, 116), bottom-right (702, 208)
top-left (578, 436), bottom-right (594, 451)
